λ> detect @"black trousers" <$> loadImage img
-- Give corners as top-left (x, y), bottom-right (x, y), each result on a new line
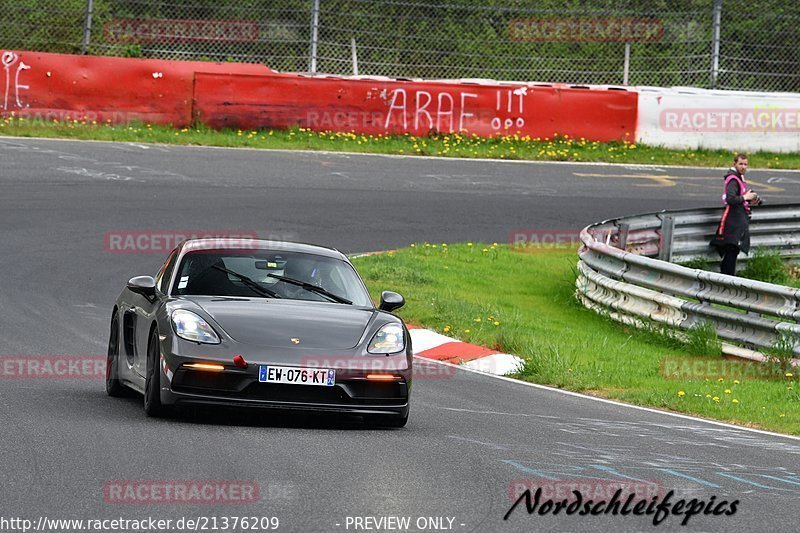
top-left (720, 244), bottom-right (739, 276)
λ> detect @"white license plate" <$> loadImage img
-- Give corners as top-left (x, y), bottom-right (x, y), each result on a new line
top-left (258, 365), bottom-right (335, 386)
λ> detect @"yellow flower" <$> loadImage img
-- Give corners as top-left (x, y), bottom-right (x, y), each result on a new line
top-left (713, 396), bottom-right (720, 402)
top-left (780, 413), bottom-right (785, 417)
top-left (410, 244), bottom-right (415, 247)
top-left (732, 399), bottom-right (739, 404)
top-left (494, 321), bottom-right (500, 326)
top-left (785, 372), bottom-right (794, 377)
top-left (724, 389), bottom-right (731, 394)
top-left (677, 391), bottom-right (685, 397)
top-left (443, 326), bottom-right (451, 333)
top-left (705, 394), bottom-right (711, 398)
top-left (467, 242), bottom-right (473, 247)
top-left (474, 317), bottom-right (481, 322)
top-left (733, 380), bottom-right (740, 385)
top-left (464, 329), bottom-right (471, 333)
top-left (717, 378), bottom-right (724, 382)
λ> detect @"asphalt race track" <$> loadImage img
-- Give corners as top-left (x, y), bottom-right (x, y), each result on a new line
top-left (3, 137), bottom-right (800, 533)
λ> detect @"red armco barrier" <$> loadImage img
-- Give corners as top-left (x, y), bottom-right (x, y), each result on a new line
top-left (1, 50), bottom-right (270, 126)
top-left (194, 73), bottom-right (637, 141)
top-left (2, 49), bottom-right (637, 141)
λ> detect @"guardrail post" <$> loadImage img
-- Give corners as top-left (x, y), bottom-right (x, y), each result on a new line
top-left (658, 215), bottom-right (675, 262)
top-left (617, 223), bottom-right (630, 250)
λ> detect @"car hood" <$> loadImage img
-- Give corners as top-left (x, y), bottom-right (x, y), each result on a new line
top-left (191, 297), bottom-right (375, 350)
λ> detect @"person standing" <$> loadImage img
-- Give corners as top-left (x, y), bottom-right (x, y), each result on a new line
top-left (710, 154), bottom-right (761, 275)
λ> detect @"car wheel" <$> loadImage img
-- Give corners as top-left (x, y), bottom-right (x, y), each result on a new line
top-left (143, 327), bottom-right (168, 417)
top-left (106, 314), bottom-right (127, 397)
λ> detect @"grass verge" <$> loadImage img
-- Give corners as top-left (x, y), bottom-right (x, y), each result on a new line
top-left (351, 242), bottom-right (800, 435)
top-left (1, 116), bottom-right (799, 169)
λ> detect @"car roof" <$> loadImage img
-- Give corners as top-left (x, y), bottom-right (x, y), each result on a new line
top-left (180, 238), bottom-right (347, 260)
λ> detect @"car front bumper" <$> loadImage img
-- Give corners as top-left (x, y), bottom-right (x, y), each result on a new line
top-left (160, 348), bottom-right (411, 418)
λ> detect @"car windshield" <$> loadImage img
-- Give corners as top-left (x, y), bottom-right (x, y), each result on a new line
top-left (171, 250), bottom-right (372, 306)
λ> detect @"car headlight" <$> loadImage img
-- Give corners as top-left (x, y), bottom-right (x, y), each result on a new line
top-left (171, 309), bottom-right (221, 344)
top-left (367, 323), bottom-right (405, 354)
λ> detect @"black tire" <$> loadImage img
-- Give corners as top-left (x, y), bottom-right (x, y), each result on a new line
top-left (106, 314), bottom-right (127, 397)
top-left (143, 328), bottom-right (169, 417)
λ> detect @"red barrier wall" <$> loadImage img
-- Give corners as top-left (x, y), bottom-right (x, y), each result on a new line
top-left (1, 50), bottom-right (269, 126)
top-left (2, 50), bottom-right (637, 141)
top-left (195, 73), bottom-right (637, 141)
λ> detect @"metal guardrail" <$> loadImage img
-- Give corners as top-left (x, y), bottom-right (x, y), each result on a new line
top-left (576, 204), bottom-right (800, 359)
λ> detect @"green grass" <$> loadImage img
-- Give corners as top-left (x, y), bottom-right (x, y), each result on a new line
top-left (351, 243), bottom-right (800, 435)
top-left (737, 248), bottom-right (800, 289)
top-left (2, 115), bottom-right (800, 169)
top-left (740, 247), bottom-right (790, 285)
top-left (678, 258), bottom-right (715, 271)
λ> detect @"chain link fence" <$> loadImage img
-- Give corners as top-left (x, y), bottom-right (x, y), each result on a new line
top-left (1, 0), bottom-right (798, 92)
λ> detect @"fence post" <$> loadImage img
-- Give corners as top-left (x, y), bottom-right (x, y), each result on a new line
top-left (623, 42), bottom-right (630, 85)
top-left (81, 0), bottom-right (94, 55)
top-left (351, 37), bottom-right (359, 75)
top-left (710, 0), bottom-right (723, 88)
top-left (309, 0), bottom-right (320, 74)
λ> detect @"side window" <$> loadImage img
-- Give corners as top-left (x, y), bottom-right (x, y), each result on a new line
top-left (155, 250), bottom-right (179, 294)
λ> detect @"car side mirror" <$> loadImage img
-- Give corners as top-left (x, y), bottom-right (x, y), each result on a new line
top-left (379, 291), bottom-right (405, 312)
top-left (127, 276), bottom-right (157, 297)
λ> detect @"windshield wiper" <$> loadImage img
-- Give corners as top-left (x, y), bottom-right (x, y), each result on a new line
top-left (266, 274), bottom-right (352, 305)
top-left (211, 265), bottom-right (281, 299)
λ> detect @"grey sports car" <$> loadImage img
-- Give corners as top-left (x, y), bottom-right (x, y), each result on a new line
top-left (106, 238), bottom-right (411, 427)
